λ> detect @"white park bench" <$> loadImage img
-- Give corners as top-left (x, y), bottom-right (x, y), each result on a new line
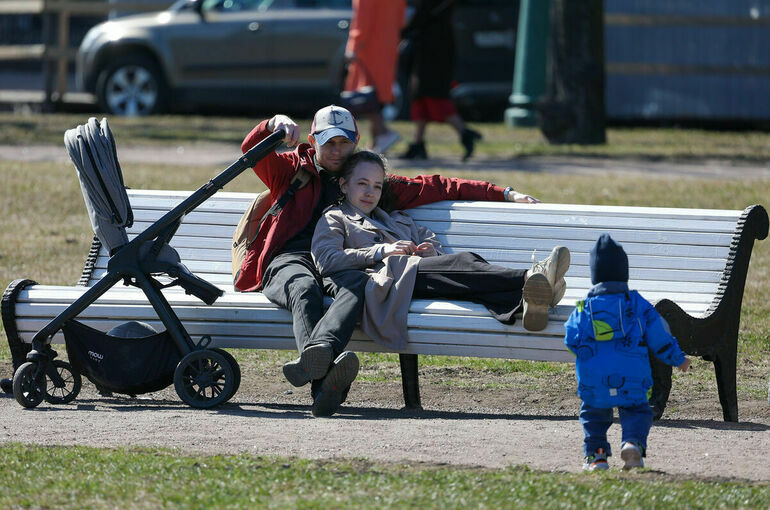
top-left (3, 190), bottom-right (767, 421)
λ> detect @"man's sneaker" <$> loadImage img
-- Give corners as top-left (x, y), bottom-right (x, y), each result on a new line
top-left (282, 343), bottom-right (333, 387)
top-left (312, 351), bottom-right (360, 417)
top-left (521, 272), bottom-right (552, 331)
top-left (583, 448), bottom-right (610, 471)
top-left (372, 130), bottom-right (400, 154)
top-left (620, 442), bottom-right (644, 470)
top-left (530, 246), bottom-right (570, 306)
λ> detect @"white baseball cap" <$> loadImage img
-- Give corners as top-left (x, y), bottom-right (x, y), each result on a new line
top-left (310, 105), bottom-right (359, 146)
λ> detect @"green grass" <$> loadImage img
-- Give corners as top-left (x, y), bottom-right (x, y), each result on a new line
top-left (1, 444), bottom-right (767, 509)
top-left (2, 112), bottom-right (770, 161)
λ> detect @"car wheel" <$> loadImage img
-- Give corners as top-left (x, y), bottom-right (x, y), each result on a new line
top-left (96, 55), bottom-right (168, 116)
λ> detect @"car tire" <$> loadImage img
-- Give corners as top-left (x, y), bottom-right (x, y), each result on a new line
top-left (95, 54), bottom-right (169, 116)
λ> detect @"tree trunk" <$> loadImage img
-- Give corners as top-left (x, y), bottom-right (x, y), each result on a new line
top-left (537, 0), bottom-right (606, 144)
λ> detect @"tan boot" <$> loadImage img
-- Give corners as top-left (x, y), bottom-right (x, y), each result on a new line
top-left (530, 246), bottom-right (570, 306)
top-left (522, 273), bottom-right (552, 331)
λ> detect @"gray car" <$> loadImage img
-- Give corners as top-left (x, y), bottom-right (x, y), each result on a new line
top-left (77, 0), bottom-right (518, 118)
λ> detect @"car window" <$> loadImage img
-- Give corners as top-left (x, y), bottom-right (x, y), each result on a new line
top-left (201, 0), bottom-right (284, 12)
top-left (201, 0), bottom-right (350, 11)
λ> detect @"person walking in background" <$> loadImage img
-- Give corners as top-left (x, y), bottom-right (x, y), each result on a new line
top-left (564, 234), bottom-right (691, 472)
top-left (400, 0), bottom-right (482, 162)
top-left (344, 0), bottom-right (406, 154)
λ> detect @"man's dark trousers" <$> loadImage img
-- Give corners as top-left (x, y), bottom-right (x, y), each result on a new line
top-left (261, 251), bottom-right (369, 356)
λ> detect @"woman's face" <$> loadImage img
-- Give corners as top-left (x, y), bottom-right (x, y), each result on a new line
top-left (340, 161), bottom-right (384, 215)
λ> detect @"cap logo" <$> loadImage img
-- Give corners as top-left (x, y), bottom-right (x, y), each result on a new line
top-left (328, 109), bottom-right (346, 126)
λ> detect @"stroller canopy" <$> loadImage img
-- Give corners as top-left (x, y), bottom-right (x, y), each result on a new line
top-left (64, 117), bottom-right (133, 254)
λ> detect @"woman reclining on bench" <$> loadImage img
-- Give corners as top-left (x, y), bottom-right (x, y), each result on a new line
top-left (311, 151), bottom-right (571, 349)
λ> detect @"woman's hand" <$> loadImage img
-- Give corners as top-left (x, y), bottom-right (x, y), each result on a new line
top-left (267, 114), bottom-right (300, 147)
top-left (415, 242), bottom-right (436, 257)
top-left (384, 240), bottom-right (418, 257)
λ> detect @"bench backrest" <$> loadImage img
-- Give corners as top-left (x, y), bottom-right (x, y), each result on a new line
top-left (80, 190), bottom-right (742, 318)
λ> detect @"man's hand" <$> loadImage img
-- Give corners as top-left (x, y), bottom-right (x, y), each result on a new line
top-left (267, 114), bottom-right (300, 147)
top-left (506, 190), bottom-right (541, 204)
top-left (678, 358), bottom-right (691, 373)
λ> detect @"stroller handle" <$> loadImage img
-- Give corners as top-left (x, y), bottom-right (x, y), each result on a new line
top-left (132, 129), bottom-right (286, 246)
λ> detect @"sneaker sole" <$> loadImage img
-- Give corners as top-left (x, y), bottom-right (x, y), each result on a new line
top-left (522, 273), bottom-right (552, 331)
top-left (282, 343), bottom-right (333, 387)
top-left (312, 352), bottom-right (360, 417)
top-left (621, 445), bottom-right (644, 470)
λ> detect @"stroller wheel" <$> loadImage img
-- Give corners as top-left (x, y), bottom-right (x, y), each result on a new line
top-left (13, 361), bottom-right (46, 408)
top-left (174, 350), bottom-right (235, 409)
top-left (43, 360), bottom-right (82, 405)
top-left (210, 348), bottom-right (241, 402)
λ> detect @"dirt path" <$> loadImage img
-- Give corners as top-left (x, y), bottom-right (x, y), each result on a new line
top-left (3, 362), bottom-right (769, 481)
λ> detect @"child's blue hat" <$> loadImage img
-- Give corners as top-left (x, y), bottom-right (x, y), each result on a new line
top-left (590, 234), bottom-right (628, 284)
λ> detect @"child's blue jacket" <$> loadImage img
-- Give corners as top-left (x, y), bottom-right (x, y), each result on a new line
top-left (563, 282), bottom-right (686, 408)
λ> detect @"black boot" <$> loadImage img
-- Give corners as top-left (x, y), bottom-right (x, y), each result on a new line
top-left (401, 141), bottom-right (427, 160)
top-left (460, 128), bottom-right (482, 161)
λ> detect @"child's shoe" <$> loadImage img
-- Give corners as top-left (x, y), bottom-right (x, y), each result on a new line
top-left (583, 448), bottom-right (609, 471)
top-left (620, 442), bottom-right (644, 470)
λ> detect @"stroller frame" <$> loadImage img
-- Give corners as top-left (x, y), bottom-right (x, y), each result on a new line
top-left (11, 129), bottom-right (286, 409)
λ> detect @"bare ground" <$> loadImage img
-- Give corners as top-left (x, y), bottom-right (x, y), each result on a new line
top-left (2, 356), bottom-right (769, 482)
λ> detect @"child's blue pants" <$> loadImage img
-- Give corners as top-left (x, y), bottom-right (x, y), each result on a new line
top-left (580, 401), bottom-right (653, 456)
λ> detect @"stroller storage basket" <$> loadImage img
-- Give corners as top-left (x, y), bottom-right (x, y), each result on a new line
top-left (63, 320), bottom-right (180, 395)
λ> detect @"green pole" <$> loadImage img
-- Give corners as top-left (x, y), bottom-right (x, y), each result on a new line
top-left (505, 0), bottom-right (550, 127)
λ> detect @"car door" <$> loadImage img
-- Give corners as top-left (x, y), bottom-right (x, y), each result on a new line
top-left (165, 0), bottom-right (275, 88)
top-left (256, 0), bottom-right (351, 98)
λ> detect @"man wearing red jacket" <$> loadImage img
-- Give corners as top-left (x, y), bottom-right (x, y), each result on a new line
top-left (238, 105), bottom-right (539, 417)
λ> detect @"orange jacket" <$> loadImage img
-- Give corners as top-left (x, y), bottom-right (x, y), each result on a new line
top-left (344, 0), bottom-right (406, 104)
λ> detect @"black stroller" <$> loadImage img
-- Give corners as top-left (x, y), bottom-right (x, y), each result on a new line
top-left (9, 118), bottom-right (284, 409)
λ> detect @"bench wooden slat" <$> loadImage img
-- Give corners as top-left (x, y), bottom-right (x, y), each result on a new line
top-left (16, 286), bottom-right (713, 318)
top-left (128, 190), bottom-right (743, 221)
top-left (94, 239), bottom-right (733, 272)
top-left (18, 329), bottom-right (575, 363)
top-left (90, 251), bottom-right (728, 282)
top-left (128, 207), bottom-right (741, 235)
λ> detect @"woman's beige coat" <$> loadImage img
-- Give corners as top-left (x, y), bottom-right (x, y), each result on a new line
top-left (312, 201), bottom-right (442, 349)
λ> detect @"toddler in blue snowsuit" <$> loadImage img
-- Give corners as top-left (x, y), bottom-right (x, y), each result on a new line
top-left (564, 234), bottom-right (690, 471)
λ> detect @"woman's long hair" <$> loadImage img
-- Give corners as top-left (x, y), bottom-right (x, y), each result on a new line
top-left (338, 151), bottom-right (399, 211)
